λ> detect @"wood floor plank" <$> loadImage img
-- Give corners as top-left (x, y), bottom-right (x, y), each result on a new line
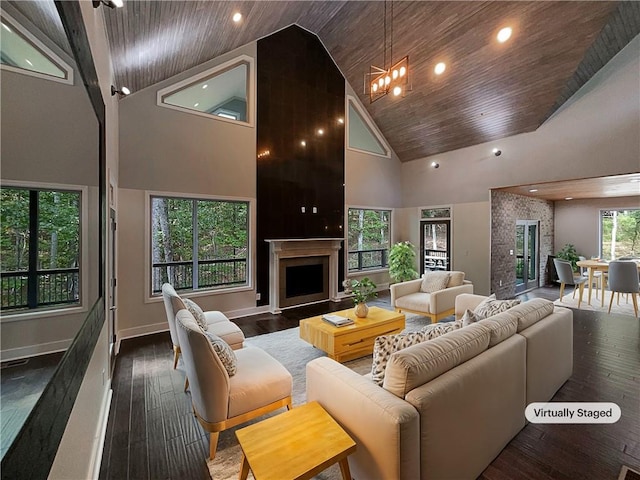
top-left (128, 440), bottom-right (149, 480)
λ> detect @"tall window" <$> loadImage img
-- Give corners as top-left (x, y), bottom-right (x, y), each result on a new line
top-left (1, 187), bottom-right (81, 310)
top-left (150, 196), bottom-right (249, 294)
top-left (600, 209), bottom-right (640, 260)
top-left (347, 208), bottom-right (391, 272)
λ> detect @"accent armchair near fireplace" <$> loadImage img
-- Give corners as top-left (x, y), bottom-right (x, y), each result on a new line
top-left (390, 271), bottom-right (474, 323)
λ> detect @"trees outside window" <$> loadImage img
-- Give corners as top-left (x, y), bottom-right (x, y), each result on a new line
top-left (600, 209), bottom-right (640, 260)
top-left (150, 196), bottom-right (249, 293)
top-left (347, 208), bottom-right (391, 272)
top-left (1, 187), bottom-right (81, 310)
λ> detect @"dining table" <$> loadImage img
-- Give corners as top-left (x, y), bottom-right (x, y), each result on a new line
top-left (576, 259), bottom-right (610, 307)
top-left (576, 259), bottom-right (640, 307)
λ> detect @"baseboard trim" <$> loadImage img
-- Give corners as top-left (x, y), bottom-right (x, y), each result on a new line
top-left (91, 386), bottom-right (113, 480)
top-left (225, 305), bottom-right (271, 319)
top-left (0, 339), bottom-right (71, 362)
top-left (117, 322), bottom-right (169, 342)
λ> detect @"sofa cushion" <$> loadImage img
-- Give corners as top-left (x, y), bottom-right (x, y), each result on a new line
top-left (447, 271), bottom-right (466, 288)
top-left (473, 294), bottom-right (520, 319)
top-left (480, 311), bottom-right (519, 347)
top-left (395, 292), bottom-right (431, 312)
top-left (420, 271), bottom-right (451, 293)
top-left (204, 331), bottom-right (237, 376)
top-left (371, 321), bottom-right (462, 386)
top-left (511, 298), bottom-right (555, 332)
top-left (183, 298), bottom-right (208, 330)
top-left (383, 322), bottom-right (491, 398)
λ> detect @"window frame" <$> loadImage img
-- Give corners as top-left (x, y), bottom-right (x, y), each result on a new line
top-left (145, 190), bottom-right (254, 303)
top-left (345, 95), bottom-right (391, 158)
top-left (0, 9), bottom-right (74, 85)
top-left (346, 206), bottom-right (393, 275)
top-left (0, 180), bottom-right (89, 321)
top-left (156, 55), bottom-right (254, 127)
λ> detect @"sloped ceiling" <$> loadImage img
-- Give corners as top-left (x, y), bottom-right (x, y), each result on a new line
top-left (10, 1), bottom-right (640, 163)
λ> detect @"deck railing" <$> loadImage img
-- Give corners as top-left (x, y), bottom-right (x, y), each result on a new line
top-left (1, 268), bottom-right (80, 310)
top-left (348, 248), bottom-right (388, 271)
top-left (151, 258), bottom-right (247, 293)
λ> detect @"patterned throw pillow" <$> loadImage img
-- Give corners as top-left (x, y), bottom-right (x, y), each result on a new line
top-left (183, 298), bottom-right (208, 331)
top-left (473, 294), bottom-right (520, 319)
top-left (371, 321), bottom-right (461, 386)
top-left (461, 309), bottom-right (483, 326)
top-left (204, 331), bottom-right (237, 376)
top-left (420, 271), bottom-right (451, 293)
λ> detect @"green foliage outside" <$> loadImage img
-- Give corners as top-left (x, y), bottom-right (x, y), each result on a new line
top-left (347, 208), bottom-right (390, 271)
top-left (388, 241), bottom-right (419, 283)
top-left (601, 209), bottom-right (640, 259)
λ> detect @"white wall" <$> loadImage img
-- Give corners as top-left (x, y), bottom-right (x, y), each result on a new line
top-left (554, 195), bottom-right (640, 259)
top-left (400, 35), bottom-right (640, 295)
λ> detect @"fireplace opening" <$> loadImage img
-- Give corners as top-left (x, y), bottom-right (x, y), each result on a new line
top-left (279, 256), bottom-right (329, 308)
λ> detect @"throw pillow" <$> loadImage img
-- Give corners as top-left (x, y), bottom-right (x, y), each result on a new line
top-left (461, 309), bottom-right (483, 326)
top-left (420, 271), bottom-right (451, 293)
top-left (204, 331), bottom-right (237, 376)
top-left (183, 298), bottom-right (208, 331)
top-left (473, 294), bottom-right (521, 319)
top-left (371, 322), bottom-right (461, 386)
top-left (447, 271), bottom-right (465, 288)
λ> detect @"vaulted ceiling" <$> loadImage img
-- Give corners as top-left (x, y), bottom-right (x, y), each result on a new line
top-left (10, 1), bottom-right (640, 163)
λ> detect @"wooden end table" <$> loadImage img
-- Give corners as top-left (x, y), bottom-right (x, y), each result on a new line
top-left (299, 306), bottom-right (405, 362)
top-left (236, 401), bottom-right (356, 480)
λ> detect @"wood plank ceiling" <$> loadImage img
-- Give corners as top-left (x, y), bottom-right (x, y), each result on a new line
top-left (12, 1), bottom-right (640, 163)
top-left (97, 1), bottom-right (639, 162)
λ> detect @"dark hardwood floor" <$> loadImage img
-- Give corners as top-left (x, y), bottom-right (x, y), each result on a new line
top-left (99, 287), bottom-right (640, 480)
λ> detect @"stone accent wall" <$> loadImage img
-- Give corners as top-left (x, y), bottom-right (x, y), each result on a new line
top-left (491, 191), bottom-right (554, 299)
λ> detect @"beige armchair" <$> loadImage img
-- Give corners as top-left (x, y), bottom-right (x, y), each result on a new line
top-left (176, 309), bottom-right (293, 459)
top-left (390, 271), bottom-right (473, 322)
top-left (161, 283), bottom-right (245, 368)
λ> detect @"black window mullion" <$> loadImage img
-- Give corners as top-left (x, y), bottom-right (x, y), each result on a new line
top-left (27, 190), bottom-right (39, 308)
top-left (192, 199), bottom-right (199, 290)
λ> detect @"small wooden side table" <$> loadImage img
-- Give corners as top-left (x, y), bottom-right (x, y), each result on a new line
top-left (235, 401), bottom-right (356, 480)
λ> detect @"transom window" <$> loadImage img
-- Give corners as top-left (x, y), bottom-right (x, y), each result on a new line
top-left (150, 196), bottom-right (249, 294)
top-left (0, 10), bottom-right (73, 84)
top-left (1, 186), bottom-right (81, 310)
top-left (600, 209), bottom-right (640, 260)
top-left (347, 208), bottom-right (391, 272)
top-left (157, 56), bottom-right (252, 125)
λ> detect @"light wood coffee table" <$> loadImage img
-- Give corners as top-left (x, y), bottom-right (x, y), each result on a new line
top-left (236, 401), bottom-right (356, 480)
top-left (299, 306), bottom-right (405, 362)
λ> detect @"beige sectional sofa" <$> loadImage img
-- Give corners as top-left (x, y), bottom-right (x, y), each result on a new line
top-left (306, 295), bottom-right (573, 480)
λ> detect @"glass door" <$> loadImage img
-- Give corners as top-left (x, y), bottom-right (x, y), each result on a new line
top-left (515, 220), bottom-right (539, 293)
top-left (420, 220), bottom-right (451, 274)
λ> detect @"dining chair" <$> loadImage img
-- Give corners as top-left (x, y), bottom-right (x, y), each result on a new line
top-left (607, 261), bottom-right (640, 317)
top-left (554, 258), bottom-right (588, 308)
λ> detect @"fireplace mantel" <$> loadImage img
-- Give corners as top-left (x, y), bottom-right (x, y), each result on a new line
top-left (265, 238), bottom-right (343, 313)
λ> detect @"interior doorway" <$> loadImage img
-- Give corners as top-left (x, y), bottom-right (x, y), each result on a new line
top-left (420, 220), bottom-right (451, 274)
top-left (515, 220), bottom-right (539, 293)
top-left (108, 207), bottom-right (117, 373)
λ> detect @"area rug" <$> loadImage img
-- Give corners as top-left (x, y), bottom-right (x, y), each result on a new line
top-left (554, 289), bottom-right (639, 318)
top-left (206, 313), bottom-right (433, 480)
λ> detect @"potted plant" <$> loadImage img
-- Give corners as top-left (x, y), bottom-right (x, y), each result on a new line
top-left (348, 277), bottom-right (377, 318)
top-left (556, 243), bottom-right (580, 272)
top-left (388, 241), bottom-right (419, 283)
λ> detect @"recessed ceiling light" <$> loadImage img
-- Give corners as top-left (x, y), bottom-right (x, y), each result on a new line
top-left (232, 12), bottom-right (242, 23)
top-left (565, 197), bottom-right (573, 201)
top-left (529, 189), bottom-right (538, 193)
top-left (497, 27), bottom-right (512, 43)
top-left (434, 62), bottom-right (446, 75)
top-left (337, 118), bottom-right (344, 124)
top-left (317, 128), bottom-right (324, 135)
top-left (300, 140), bottom-right (306, 147)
